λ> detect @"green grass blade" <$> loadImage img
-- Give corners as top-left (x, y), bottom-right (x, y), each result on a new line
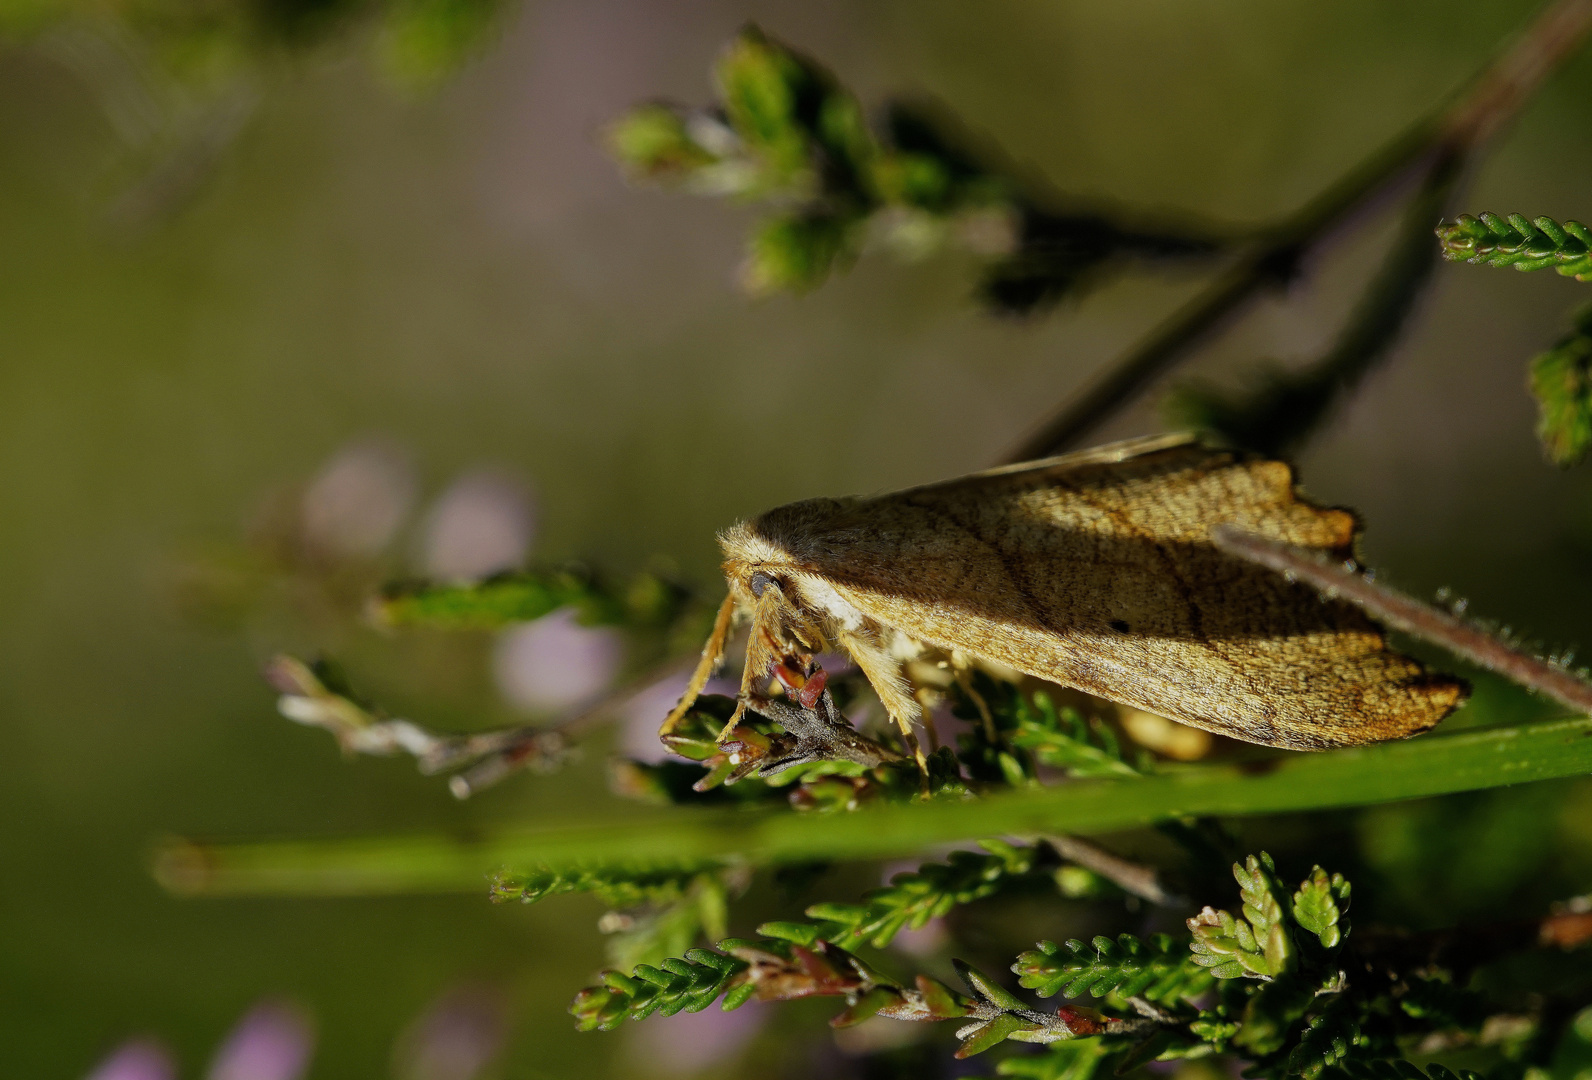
top-left (156, 716), bottom-right (1592, 897)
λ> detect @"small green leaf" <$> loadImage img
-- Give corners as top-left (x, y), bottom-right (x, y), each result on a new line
top-left (957, 1012), bottom-right (1044, 1058)
top-left (1291, 865), bottom-right (1350, 949)
top-left (1436, 212), bottom-right (1592, 279)
top-left (1530, 303), bottom-right (1592, 466)
top-left (996, 1037), bottom-right (1113, 1080)
top-left (607, 104), bottom-right (719, 182)
top-left (756, 920), bottom-right (825, 947)
top-left (955, 959), bottom-right (1030, 1011)
top-left (742, 212), bottom-right (858, 295)
top-left (830, 985), bottom-right (900, 1027)
top-left (1187, 854), bottom-right (1295, 982)
top-left (915, 974), bottom-right (971, 1019)
top-left (1014, 933), bottom-right (1211, 1003)
top-left (721, 982), bottom-right (758, 1011)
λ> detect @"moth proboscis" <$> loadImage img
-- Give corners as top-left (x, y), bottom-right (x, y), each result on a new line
top-left (659, 433), bottom-right (1467, 771)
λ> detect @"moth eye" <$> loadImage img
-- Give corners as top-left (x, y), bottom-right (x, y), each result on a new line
top-left (749, 571), bottom-right (777, 598)
top-left (1109, 619), bottom-right (1130, 634)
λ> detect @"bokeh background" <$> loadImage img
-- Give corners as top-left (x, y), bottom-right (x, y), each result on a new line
top-left (4, 0), bottom-right (1592, 1075)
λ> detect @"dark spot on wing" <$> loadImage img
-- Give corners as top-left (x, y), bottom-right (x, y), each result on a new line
top-left (1109, 619), bottom-right (1130, 634)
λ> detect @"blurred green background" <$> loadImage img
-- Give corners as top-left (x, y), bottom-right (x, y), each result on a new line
top-left (4, 0), bottom-right (1592, 1075)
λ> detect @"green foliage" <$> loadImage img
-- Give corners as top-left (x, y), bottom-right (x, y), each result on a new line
top-left (1530, 303), bottom-right (1592, 466)
top-left (3, 0), bottom-right (506, 88)
top-left (800, 839), bottom-right (1039, 949)
top-left (1007, 691), bottom-right (1143, 779)
top-left (1188, 854), bottom-right (1293, 980)
top-left (1284, 998), bottom-right (1366, 1080)
top-left (1395, 975), bottom-right (1485, 1031)
top-left (1292, 866), bottom-right (1350, 950)
top-left (1437, 213), bottom-right (1592, 280)
top-left (571, 947), bottom-right (749, 1030)
top-left (1013, 933), bottom-right (1213, 1003)
top-left (1330, 1062), bottom-right (1482, 1080)
top-left (487, 863), bottom-right (705, 910)
top-left (947, 675), bottom-right (1142, 788)
top-left (378, 0), bottom-right (506, 88)
top-left (172, 714), bottom-right (1592, 895)
top-left (743, 212), bottom-right (859, 294)
top-left (1434, 212), bottom-right (1592, 466)
top-left (607, 26), bottom-right (1220, 312)
top-left (490, 862), bottom-right (740, 969)
top-left (374, 566), bottom-right (687, 632)
top-left (996, 1038), bottom-right (1114, 1080)
top-left (642, 692), bottom-right (959, 809)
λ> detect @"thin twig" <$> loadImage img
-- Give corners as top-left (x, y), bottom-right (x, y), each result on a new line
top-left (1171, 147), bottom-right (1466, 457)
top-left (1040, 834), bottom-right (1183, 907)
top-left (1210, 525), bottom-right (1592, 716)
top-left (445, 656), bottom-right (698, 798)
top-left (1001, 0), bottom-right (1592, 463)
top-left (268, 653), bottom-right (696, 799)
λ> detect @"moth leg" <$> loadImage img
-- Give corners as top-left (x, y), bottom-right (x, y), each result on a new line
top-left (717, 584), bottom-right (816, 742)
top-left (659, 591), bottom-right (738, 737)
top-left (900, 666), bottom-right (940, 753)
top-left (949, 649), bottom-right (997, 742)
top-left (836, 625), bottom-right (930, 780)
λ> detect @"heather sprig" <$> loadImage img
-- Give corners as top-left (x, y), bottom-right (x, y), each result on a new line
top-left (607, 26), bottom-right (1221, 312)
top-left (1436, 213), bottom-right (1592, 280)
top-left (795, 838), bottom-right (1042, 950)
top-left (1013, 933), bottom-right (1213, 1005)
top-left (570, 932), bottom-right (1145, 1059)
top-left (1529, 303), bottom-right (1592, 465)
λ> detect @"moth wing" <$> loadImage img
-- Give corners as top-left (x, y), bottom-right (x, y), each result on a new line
top-left (761, 437), bottom-right (1464, 750)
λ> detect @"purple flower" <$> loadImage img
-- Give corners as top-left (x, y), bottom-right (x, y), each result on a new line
top-left (418, 469), bottom-right (535, 581)
top-left (205, 1000), bottom-right (314, 1080)
top-left (625, 1000), bottom-right (767, 1076)
top-left (618, 670), bottom-right (740, 762)
top-left (300, 438), bottom-right (416, 558)
top-left (493, 608), bottom-right (622, 713)
top-left (84, 1040), bottom-right (176, 1080)
top-left (393, 985), bottom-right (509, 1080)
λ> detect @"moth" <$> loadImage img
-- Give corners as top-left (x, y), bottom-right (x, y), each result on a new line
top-left (659, 434), bottom-right (1466, 767)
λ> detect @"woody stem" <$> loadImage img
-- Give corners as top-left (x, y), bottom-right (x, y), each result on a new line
top-left (1001, 0), bottom-right (1592, 462)
top-left (1210, 525), bottom-right (1592, 716)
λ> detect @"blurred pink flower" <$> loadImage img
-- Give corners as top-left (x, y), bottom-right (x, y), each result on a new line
top-left (890, 916), bottom-right (949, 958)
top-left (617, 670), bottom-right (739, 762)
top-left (493, 608), bottom-right (623, 713)
top-left (392, 985), bottom-right (509, 1080)
top-left (85, 1040), bottom-right (176, 1080)
top-left (300, 438), bottom-right (416, 558)
top-left (625, 1000), bottom-right (766, 1076)
top-left (418, 469), bottom-right (535, 581)
top-left (205, 1000), bottom-right (314, 1080)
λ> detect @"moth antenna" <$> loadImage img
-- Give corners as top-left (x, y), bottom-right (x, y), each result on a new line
top-left (658, 591), bottom-right (738, 737)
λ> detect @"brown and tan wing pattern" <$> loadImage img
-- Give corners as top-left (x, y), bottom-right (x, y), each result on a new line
top-left (752, 437), bottom-right (1465, 749)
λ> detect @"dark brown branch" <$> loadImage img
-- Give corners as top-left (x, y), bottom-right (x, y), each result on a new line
top-left (1172, 147), bottom-right (1466, 457)
top-left (1001, 0), bottom-right (1592, 463)
top-left (1210, 526), bottom-right (1592, 716)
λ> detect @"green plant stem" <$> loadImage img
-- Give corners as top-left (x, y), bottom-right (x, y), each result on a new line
top-left (157, 713), bottom-right (1592, 897)
top-left (1211, 526), bottom-right (1592, 715)
top-left (1000, 0), bottom-right (1592, 463)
